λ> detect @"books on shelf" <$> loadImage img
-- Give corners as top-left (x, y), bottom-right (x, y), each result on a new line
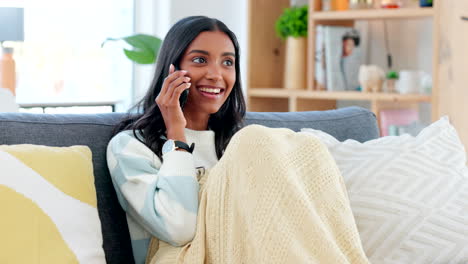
top-left (316, 25), bottom-right (367, 92)
top-left (315, 25), bottom-right (326, 91)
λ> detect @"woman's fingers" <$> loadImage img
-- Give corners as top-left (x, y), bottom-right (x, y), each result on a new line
top-left (169, 64), bottom-right (175, 74)
top-left (165, 75), bottom-right (190, 102)
top-left (165, 66), bottom-right (187, 86)
top-left (156, 64), bottom-right (188, 103)
top-left (156, 64), bottom-right (189, 130)
top-left (170, 82), bottom-right (191, 103)
top-left (168, 75), bottom-right (190, 92)
top-left (159, 64), bottom-right (186, 93)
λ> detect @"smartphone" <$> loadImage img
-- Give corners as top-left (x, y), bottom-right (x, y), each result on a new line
top-left (175, 65), bottom-right (189, 109)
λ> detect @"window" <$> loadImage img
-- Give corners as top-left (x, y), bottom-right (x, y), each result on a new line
top-left (4, 0), bottom-right (135, 112)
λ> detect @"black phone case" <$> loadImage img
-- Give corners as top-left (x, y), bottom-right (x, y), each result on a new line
top-left (175, 65), bottom-right (189, 108)
top-left (179, 89), bottom-right (189, 109)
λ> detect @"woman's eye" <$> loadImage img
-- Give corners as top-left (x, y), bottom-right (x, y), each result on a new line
top-left (223, 59), bottom-right (234, 66)
top-left (192, 57), bottom-right (206, 63)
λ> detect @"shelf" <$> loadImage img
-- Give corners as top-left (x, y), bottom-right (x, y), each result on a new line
top-left (249, 88), bottom-right (291, 98)
top-left (311, 8), bottom-right (434, 21)
top-left (248, 88), bottom-right (432, 102)
top-left (247, 0), bottom-right (440, 131)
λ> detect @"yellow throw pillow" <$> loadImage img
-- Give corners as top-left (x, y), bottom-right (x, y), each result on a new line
top-left (0, 144), bottom-right (105, 264)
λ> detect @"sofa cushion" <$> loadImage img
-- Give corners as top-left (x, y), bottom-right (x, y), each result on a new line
top-left (0, 145), bottom-right (105, 263)
top-left (302, 117), bottom-right (468, 263)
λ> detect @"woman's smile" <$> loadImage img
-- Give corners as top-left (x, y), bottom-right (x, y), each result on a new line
top-left (197, 85), bottom-right (226, 99)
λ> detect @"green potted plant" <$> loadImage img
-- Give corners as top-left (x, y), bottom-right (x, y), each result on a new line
top-left (386, 70), bottom-right (399, 93)
top-left (275, 5), bottom-right (308, 90)
top-left (102, 34), bottom-right (162, 64)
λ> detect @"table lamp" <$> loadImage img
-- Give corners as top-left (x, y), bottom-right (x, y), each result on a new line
top-left (0, 7), bottom-right (24, 96)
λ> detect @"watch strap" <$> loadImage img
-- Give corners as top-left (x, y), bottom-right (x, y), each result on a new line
top-left (174, 140), bottom-right (195, 154)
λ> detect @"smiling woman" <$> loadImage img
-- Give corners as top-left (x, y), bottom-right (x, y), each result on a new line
top-left (107, 16), bottom-right (369, 264)
top-left (112, 16), bottom-right (245, 160)
top-left (107, 16), bottom-right (246, 264)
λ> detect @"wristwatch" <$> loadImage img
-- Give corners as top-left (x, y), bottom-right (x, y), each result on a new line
top-left (162, 139), bottom-right (195, 155)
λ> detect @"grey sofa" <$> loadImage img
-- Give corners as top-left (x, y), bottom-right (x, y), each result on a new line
top-left (0, 106), bottom-right (379, 263)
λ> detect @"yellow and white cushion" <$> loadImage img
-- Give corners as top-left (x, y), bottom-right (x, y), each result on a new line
top-left (0, 144), bottom-right (105, 264)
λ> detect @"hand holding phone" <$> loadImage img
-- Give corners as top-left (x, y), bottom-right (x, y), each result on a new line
top-left (175, 65), bottom-right (189, 109)
top-left (155, 64), bottom-right (191, 135)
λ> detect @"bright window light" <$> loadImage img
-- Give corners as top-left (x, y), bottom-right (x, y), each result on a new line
top-left (7, 0), bottom-right (134, 113)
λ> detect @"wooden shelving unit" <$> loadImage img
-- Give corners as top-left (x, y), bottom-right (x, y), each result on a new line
top-left (306, 4), bottom-right (437, 96)
top-left (310, 8), bottom-right (434, 21)
top-left (249, 88), bottom-right (431, 102)
top-left (247, 0), bottom-right (439, 134)
top-left (247, 0), bottom-right (468, 157)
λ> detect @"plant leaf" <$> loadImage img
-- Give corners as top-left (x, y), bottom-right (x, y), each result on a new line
top-left (124, 48), bottom-right (155, 64)
top-left (275, 5), bottom-right (308, 40)
top-left (123, 34), bottom-right (162, 53)
top-left (124, 34), bottom-right (162, 64)
top-left (103, 34), bottom-right (162, 64)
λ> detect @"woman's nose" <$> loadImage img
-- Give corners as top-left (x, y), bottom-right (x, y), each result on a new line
top-left (205, 64), bottom-right (223, 81)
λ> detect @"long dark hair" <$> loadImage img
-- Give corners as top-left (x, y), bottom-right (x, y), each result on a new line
top-left (113, 16), bottom-right (246, 159)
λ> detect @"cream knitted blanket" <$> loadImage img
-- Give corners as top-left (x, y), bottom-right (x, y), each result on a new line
top-left (147, 125), bottom-right (369, 264)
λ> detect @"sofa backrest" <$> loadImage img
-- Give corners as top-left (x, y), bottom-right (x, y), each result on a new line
top-left (245, 106), bottom-right (379, 142)
top-left (0, 106), bottom-right (378, 263)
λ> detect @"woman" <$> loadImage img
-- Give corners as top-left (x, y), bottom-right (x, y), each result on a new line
top-left (107, 16), bottom-right (245, 264)
top-left (108, 16), bottom-right (369, 264)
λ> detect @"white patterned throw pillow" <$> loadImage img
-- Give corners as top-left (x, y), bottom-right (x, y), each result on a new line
top-left (302, 117), bottom-right (468, 264)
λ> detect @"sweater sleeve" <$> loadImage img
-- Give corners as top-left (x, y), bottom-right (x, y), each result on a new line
top-left (106, 131), bottom-right (199, 246)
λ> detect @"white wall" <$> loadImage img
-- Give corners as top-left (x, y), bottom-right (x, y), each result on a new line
top-left (366, 19), bottom-right (433, 75)
top-left (133, 0), bottom-right (248, 106)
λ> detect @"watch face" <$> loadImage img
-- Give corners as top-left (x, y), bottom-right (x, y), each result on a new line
top-left (162, 140), bottom-right (175, 155)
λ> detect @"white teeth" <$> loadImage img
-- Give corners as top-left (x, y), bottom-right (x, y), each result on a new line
top-left (199, 87), bottom-right (221, 94)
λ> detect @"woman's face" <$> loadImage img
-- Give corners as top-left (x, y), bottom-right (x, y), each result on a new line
top-left (179, 30), bottom-right (236, 115)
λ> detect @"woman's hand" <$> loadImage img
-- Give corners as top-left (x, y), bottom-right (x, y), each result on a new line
top-left (156, 64), bottom-right (191, 141)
